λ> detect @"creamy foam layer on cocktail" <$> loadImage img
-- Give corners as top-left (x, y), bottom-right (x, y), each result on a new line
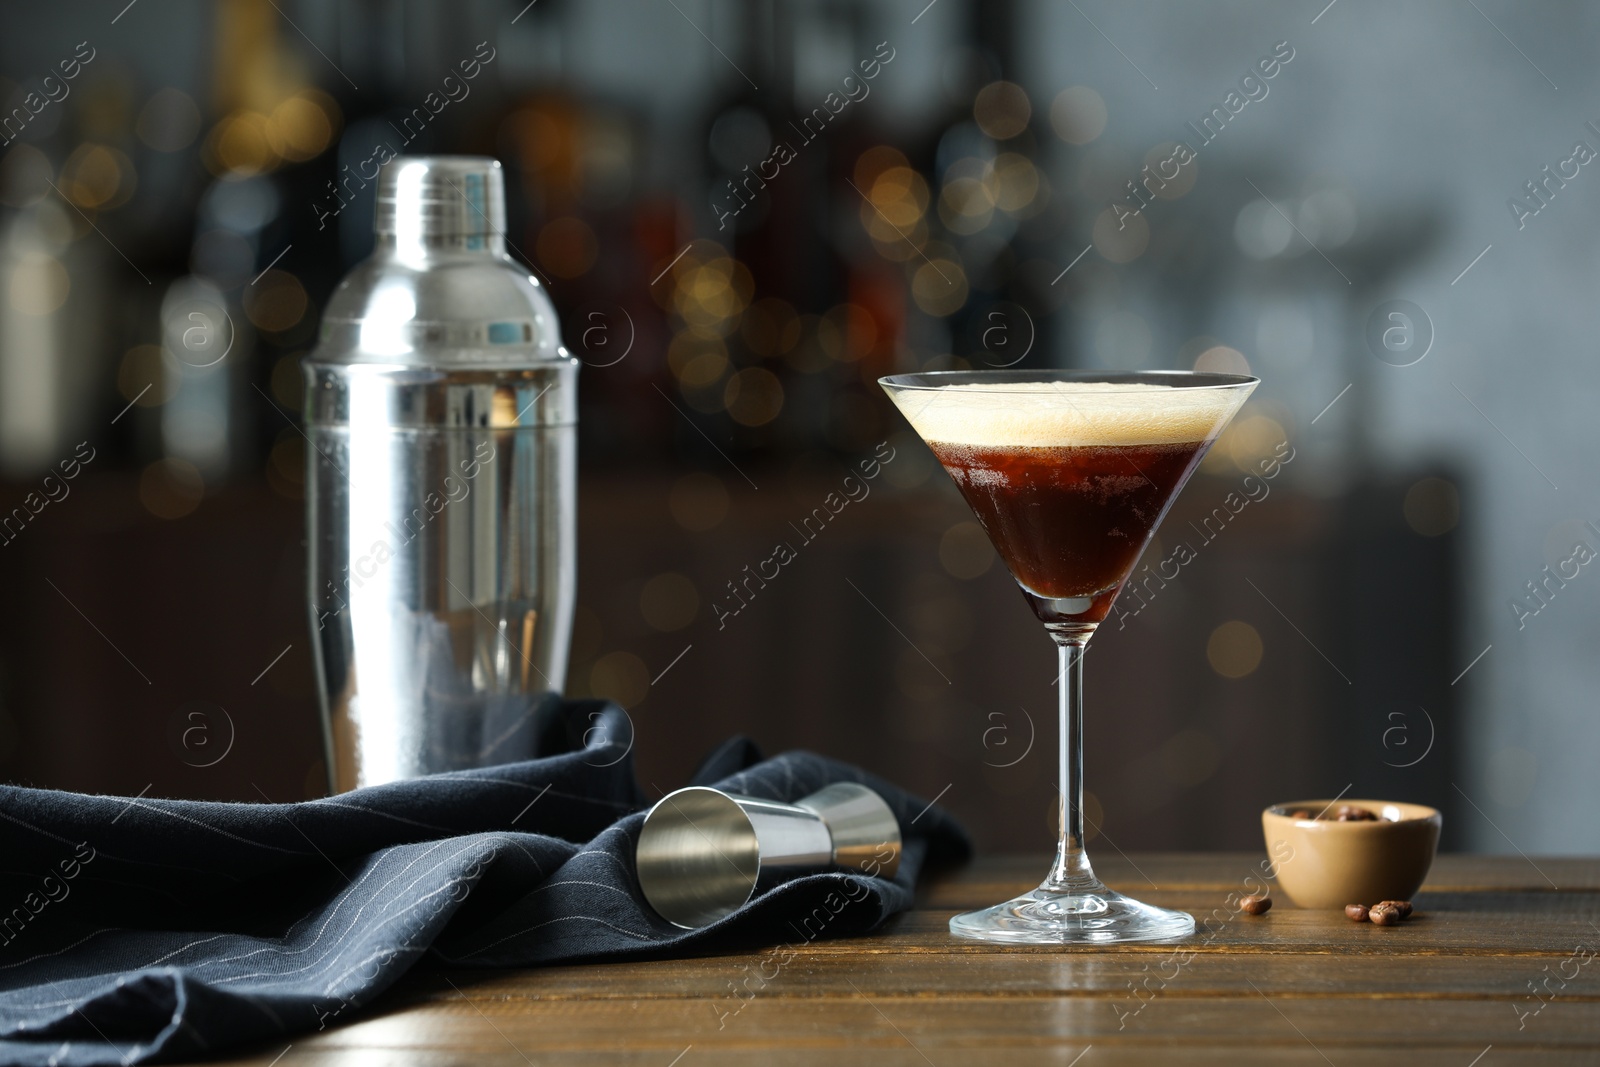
top-left (890, 380), bottom-right (1244, 449)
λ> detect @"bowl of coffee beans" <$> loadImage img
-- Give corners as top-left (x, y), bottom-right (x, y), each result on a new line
top-left (1261, 800), bottom-right (1441, 910)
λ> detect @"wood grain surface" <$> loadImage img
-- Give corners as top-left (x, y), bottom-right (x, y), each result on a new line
top-left (209, 854), bottom-right (1600, 1065)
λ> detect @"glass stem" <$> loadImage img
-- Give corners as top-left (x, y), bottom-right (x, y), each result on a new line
top-left (1047, 634), bottom-right (1101, 893)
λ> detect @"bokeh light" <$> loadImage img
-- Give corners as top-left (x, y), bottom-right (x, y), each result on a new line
top-left (1225, 413), bottom-right (1288, 471)
top-left (1234, 198), bottom-right (1294, 259)
top-left (667, 331), bottom-right (728, 388)
top-left (724, 367), bottom-right (784, 426)
top-left (989, 152), bottom-right (1043, 214)
top-left (939, 174), bottom-right (995, 234)
top-left (267, 90), bottom-right (339, 162)
top-left (672, 253), bottom-right (752, 335)
top-left (1297, 188), bottom-right (1358, 247)
top-left (590, 651), bottom-right (650, 708)
top-left (1091, 205), bottom-right (1149, 263)
top-left (206, 111), bottom-right (277, 176)
top-left (245, 271), bottom-right (309, 333)
top-left (854, 145), bottom-right (910, 189)
top-left (911, 258), bottom-right (968, 316)
top-left (1194, 345), bottom-right (1250, 376)
top-left (202, 91), bottom-right (339, 176)
top-left (8, 257), bottom-right (69, 315)
top-left (61, 143), bottom-right (135, 210)
top-left (939, 521), bottom-right (995, 579)
top-left (1050, 86), bottom-right (1108, 145)
top-left (863, 166), bottom-right (930, 238)
top-left (1207, 620), bottom-right (1263, 679)
top-left (973, 81), bottom-right (1031, 140)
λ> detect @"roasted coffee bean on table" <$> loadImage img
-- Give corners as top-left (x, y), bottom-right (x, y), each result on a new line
top-left (1368, 903), bottom-right (1402, 926)
top-left (1343, 900), bottom-right (1415, 924)
top-left (1239, 894), bottom-right (1271, 915)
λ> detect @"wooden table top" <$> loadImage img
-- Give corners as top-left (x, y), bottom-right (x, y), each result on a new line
top-left (217, 853), bottom-right (1600, 1065)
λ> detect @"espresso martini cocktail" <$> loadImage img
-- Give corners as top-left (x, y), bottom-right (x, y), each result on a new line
top-left (881, 371), bottom-right (1256, 943)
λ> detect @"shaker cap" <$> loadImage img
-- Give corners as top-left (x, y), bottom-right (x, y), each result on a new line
top-left (308, 154), bottom-right (572, 377)
top-left (374, 156), bottom-right (507, 246)
top-left (304, 154), bottom-right (576, 427)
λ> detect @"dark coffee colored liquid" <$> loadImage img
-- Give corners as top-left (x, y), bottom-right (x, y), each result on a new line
top-left (930, 439), bottom-right (1210, 624)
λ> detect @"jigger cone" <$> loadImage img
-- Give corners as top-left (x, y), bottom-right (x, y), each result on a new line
top-left (636, 783), bottom-right (902, 929)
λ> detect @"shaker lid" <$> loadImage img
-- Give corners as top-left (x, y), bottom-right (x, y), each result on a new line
top-left (374, 156), bottom-right (506, 246)
top-left (309, 155), bottom-right (572, 371)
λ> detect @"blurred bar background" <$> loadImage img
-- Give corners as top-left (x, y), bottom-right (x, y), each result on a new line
top-left (1, 0), bottom-right (1591, 855)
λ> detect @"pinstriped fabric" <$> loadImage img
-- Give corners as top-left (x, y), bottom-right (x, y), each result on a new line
top-left (0, 701), bottom-right (967, 1065)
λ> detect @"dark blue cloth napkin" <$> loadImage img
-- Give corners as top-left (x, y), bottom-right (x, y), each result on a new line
top-left (0, 700), bottom-right (968, 1065)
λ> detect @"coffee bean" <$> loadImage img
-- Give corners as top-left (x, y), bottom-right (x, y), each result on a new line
top-left (1239, 894), bottom-right (1271, 915)
top-left (1286, 808), bottom-right (1315, 820)
top-left (1333, 804), bottom-right (1378, 821)
top-left (1369, 903), bottom-right (1401, 926)
top-left (1345, 904), bottom-right (1369, 922)
top-left (1378, 899), bottom-right (1413, 919)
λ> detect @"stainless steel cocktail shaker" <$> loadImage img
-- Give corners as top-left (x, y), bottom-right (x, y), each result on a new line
top-left (304, 156), bottom-right (576, 793)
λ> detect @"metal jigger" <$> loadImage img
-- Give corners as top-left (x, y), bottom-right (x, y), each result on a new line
top-left (636, 783), bottom-right (903, 929)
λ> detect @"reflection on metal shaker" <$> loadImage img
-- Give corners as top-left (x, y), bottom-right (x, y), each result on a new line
top-left (303, 156), bottom-right (577, 792)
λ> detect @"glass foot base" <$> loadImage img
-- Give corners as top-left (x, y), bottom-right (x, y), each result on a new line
top-left (949, 882), bottom-right (1195, 945)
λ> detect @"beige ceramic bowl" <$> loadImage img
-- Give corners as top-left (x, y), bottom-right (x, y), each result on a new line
top-left (1262, 799), bottom-right (1441, 910)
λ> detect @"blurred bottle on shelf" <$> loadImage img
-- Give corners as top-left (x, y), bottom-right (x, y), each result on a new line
top-left (0, 197), bottom-right (111, 479)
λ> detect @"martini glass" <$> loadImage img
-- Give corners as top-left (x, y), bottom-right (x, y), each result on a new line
top-left (880, 369), bottom-right (1257, 943)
